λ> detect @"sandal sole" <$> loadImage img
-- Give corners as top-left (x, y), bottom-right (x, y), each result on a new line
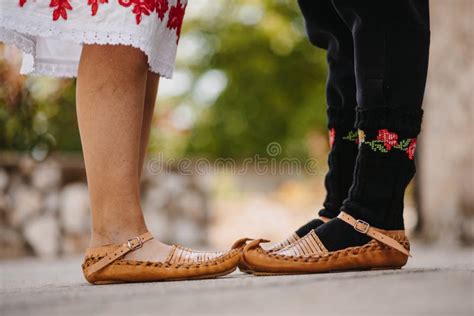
top-left (251, 266), bottom-right (402, 276)
top-left (92, 267), bottom-right (237, 285)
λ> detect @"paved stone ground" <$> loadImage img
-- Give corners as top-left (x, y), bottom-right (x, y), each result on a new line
top-left (1, 243), bottom-right (473, 316)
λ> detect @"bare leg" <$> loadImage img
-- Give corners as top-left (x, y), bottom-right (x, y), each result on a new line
top-left (76, 45), bottom-right (170, 261)
top-left (138, 71), bottom-right (159, 177)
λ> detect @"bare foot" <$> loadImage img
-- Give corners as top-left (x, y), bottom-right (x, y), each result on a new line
top-left (124, 238), bottom-right (173, 262)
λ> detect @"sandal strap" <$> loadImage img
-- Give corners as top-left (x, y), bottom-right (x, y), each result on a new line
top-left (338, 212), bottom-right (411, 257)
top-left (85, 232), bottom-right (154, 278)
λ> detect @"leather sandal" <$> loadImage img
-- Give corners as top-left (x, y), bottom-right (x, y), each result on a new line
top-left (238, 216), bottom-right (331, 274)
top-left (82, 232), bottom-right (247, 284)
top-left (241, 212), bottom-right (410, 275)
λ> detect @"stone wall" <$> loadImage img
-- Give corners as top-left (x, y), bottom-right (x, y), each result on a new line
top-left (0, 154), bottom-right (210, 258)
top-left (418, 0), bottom-right (473, 244)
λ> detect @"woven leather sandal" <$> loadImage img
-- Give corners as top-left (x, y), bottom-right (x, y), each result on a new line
top-left (238, 216), bottom-right (331, 274)
top-left (241, 212), bottom-right (410, 275)
top-left (82, 233), bottom-right (247, 284)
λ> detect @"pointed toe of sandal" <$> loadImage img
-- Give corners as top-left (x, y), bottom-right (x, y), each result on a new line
top-left (228, 237), bottom-right (257, 274)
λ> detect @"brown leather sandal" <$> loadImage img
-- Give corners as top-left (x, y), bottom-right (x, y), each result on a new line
top-left (82, 232), bottom-right (246, 284)
top-left (241, 212), bottom-right (410, 275)
top-left (238, 216), bottom-right (331, 274)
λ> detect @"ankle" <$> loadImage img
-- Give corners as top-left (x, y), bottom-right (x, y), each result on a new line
top-left (90, 224), bottom-right (149, 247)
top-left (89, 204), bottom-right (149, 247)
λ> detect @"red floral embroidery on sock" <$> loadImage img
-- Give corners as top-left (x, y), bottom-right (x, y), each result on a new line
top-left (19, 0), bottom-right (27, 7)
top-left (88, 0), bottom-right (109, 16)
top-left (156, 0), bottom-right (169, 21)
top-left (406, 138), bottom-right (417, 160)
top-left (376, 129), bottom-right (399, 150)
top-left (50, 0), bottom-right (73, 21)
top-left (362, 129), bottom-right (417, 160)
top-left (167, 0), bottom-right (186, 43)
top-left (329, 128), bottom-right (336, 149)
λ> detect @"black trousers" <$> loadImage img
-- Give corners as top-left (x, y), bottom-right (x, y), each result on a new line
top-left (298, 0), bottom-right (430, 229)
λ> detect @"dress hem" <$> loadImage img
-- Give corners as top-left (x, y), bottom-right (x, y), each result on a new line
top-left (0, 17), bottom-right (175, 79)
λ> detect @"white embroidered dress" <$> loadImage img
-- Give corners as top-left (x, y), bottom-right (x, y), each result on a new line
top-left (0, 0), bottom-right (187, 78)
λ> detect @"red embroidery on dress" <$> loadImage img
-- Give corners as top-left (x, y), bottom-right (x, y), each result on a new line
top-left (376, 129), bottom-right (399, 150)
top-left (167, 0), bottom-right (186, 43)
top-left (119, 0), bottom-right (156, 25)
top-left (50, 0), bottom-right (73, 21)
top-left (156, 0), bottom-right (169, 21)
top-left (88, 0), bottom-right (109, 16)
top-left (406, 138), bottom-right (417, 160)
top-left (329, 128), bottom-right (336, 149)
top-left (18, 0), bottom-right (181, 36)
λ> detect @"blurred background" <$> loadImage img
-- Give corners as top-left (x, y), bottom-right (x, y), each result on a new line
top-left (0, 0), bottom-right (472, 259)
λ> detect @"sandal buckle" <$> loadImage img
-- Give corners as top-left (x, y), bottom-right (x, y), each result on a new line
top-left (127, 237), bottom-right (143, 250)
top-left (354, 219), bottom-right (370, 234)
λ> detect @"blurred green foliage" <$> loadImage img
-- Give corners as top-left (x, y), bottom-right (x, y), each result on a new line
top-left (179, 0), bottom-right (327, 160)
top-left (0, 76), bottom-right (80, 157)
top-left (0, 0), bottom-right (328, 161)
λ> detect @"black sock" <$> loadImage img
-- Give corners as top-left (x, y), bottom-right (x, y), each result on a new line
top-left (295, 218), bottom-right (325, 238)
top-left (315, 127), bottom-right (419, 251)
top-left (344, 129), bottom-right (417, 230)
top-left (295, 125), bottom-right (358, 238)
